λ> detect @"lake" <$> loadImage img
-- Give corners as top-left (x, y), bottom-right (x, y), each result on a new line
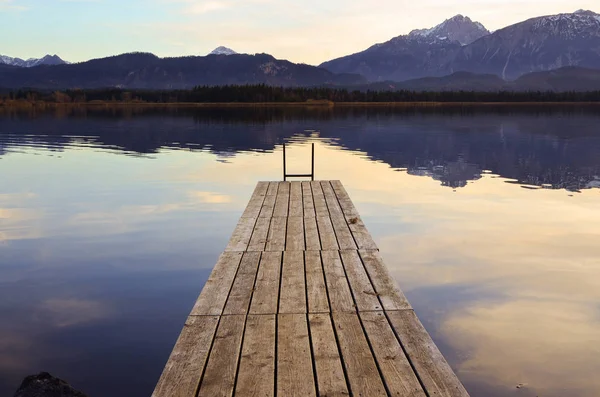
top-left (1, 105), bottom-right (599, 397)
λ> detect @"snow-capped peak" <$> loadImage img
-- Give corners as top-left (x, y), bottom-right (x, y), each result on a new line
top-left (530, 10), bottom-right (600, 35)
top-left (208, 46), bottom-right (238, 56)
top-left (0, 54), bottom-right (68, 67)
top-left (409, 14), bottom-right (490, 45)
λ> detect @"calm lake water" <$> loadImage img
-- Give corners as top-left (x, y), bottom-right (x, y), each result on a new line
top-left (1, 106), bottom-right (599, 397)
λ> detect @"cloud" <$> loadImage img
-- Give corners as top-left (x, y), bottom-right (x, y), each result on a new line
top-left (0, 0), bottom-right (28, 11)
top-left (36, 298), bottom-right (113, 328)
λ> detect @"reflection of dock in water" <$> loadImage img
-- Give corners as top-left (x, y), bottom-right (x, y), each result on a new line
top-left (153, 181), bottom-right (469, 397)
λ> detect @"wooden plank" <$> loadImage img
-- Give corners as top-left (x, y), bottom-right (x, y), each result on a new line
top-left (387, 310), bottom-right (470, 397)
top-left (235, 314), bottom-right (276, 397)
top-left (225, 217), bottom-right (256, 252)
top-left (249, 251), bottom-right (282, 315)
top-left (152, 315), bottom-right (219, 397)
top-left (241, 182), bottom-right (269, 218)
top-left (265, 217), bottom-right (286, 252)
top-left (266, 181), bottom-right (279, 195)
top-left (278, 181), bottom-right (291, 195)
top-left (305, 252), bottom-right (329, 314)
top-left (359, 250), bottom-right (411, 311)
top-left (329, 211), bottom-right (358, 250)
top-left (301, 181), bottom-right (316, 218)
top-left (308, 314), bottom-right (349, 397)
top-left (259, 193), bottom-right (277, 218)
top-left (273, 183), bottom-right (290, 217)
top-left (360, 311), bottom-right (426, 397)
top-left (197, 315), bottom-right (246, 397)
top-left (289, 181), bottom-right (304, 217)
top-left (320, 181), bottom-right (344, 217)
top-left (310, 181), bottom-right (329, 217)
top-left (332, 312), bottom-right (387, 397)
top-left (279, 251), bottom-right (306, 314)
top-left (277, 313), bottom-right (316, 396)
top-left (330, 180), bottom-right (359, 218)
top-left (321, 251), bottom-right (355, 313)
top-left (340, 250), bottom-right (381, 312)
top-left (223, 252), bottom-right (261, 315)
top-left (316, 216), bottom-right (339, 251)
top-left (304, 216), bottom-right (321, 251)
top-left (191, 252), bottom-right (243, 316)
top-left (286, 216), bottom-right (305, 251)
top-left (247, 217), bottom-right (271, 252)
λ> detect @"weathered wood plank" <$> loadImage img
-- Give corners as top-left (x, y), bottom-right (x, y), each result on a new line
top-left (305, 251), bottom-right (329, 314)
top-left (266, 181), bottom-right (279, 195)
top-left (152, 315), bottom-right (219, 397)
top-left (330, 211), bottom-right (358, 250)
top-left (387, 310), bottom-right (470, 397)
top-left (249, 251), bottom-right (282, 315)
top-left (223, 252), bottom-right (261, 315)
top-left (359, 250), bottom-right (411, 311)
top-left (311, 181), bottom-right (329, 217)
top-left (225, 217), bottom-right (257, 252)
top-left (247, 217), bottom-right (271, 252)
top-left (191, 252), bottom-right (243, 316)
top-left (273, 187), bottom-right (290, 217)
top-left (332, 312), bottom-right (387, 397)
top-left (279, 251), bottom-right (306, 314)
top-left (286, 216), bottom-right (305, 251)
top-left (235, 314), bottom-right (276, 397)
top-left (308, 314), bottom-right (349, 397)
top-left (197, 315), bottom-right (246, 397)
top-left (340, 250), bottom-right (381, 312)
top-left (317, 216), bottom-right (339, 251)
top-left (241, 182), bottom-right (269, 218)
top-left (277, 313), bottom-right (316, 396)
top-left (259, 193), bottom-right (277, 218)
top-left (301, 181), bottom-right (316, 218)
top-left (330, 180), bottom-right (359, 218)
top-left (347, 216), bottom-right (378, 251)
top-left (289, 181), bottom-right (304, 217)
top-left (304, 216), bottom-right (321, 251)
top-left (265, 217), bottom-right (286, 252)
top-left (321, 251), bottom-right (355, 313)
top-left (320, 181), bottom-right (344, 217)
top-left (360, 311), bottom-right (425, 397)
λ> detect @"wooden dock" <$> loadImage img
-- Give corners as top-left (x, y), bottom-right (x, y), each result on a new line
top-left (153, 181), bottom-right (469, 397)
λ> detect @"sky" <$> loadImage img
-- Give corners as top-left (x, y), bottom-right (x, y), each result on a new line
top-left (0, 0), bottom-right (598, 65)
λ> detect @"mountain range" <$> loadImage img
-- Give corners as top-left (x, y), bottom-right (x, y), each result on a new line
top-left (1, 10), bottom-right (600, 91)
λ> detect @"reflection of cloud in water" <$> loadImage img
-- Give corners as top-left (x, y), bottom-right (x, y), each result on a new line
top-left (36, 298), bottom-right (113, 328)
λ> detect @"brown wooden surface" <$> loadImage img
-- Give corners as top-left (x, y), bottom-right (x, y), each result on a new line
top-left (155, 181), bottom-right (469, 397)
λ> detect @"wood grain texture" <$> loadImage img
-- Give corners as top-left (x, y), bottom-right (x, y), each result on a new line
top-left (329, 211), bottom-right (358, 250)
top-left (330, 180), bottom-right (359, 218)
top-left (308, 314), bottom-right (349, 397)
top-left (305, 251), bottom-right (329, 314)
top-left (197, 315), bottom-right (246, 397)
top-left (339, 250), bottom-right (381, 312)
top-left (249, 251), bottom-right (282, 315)
top-left (286, 216), bottom-right (305, 251)
top-left (223, 252), bottom-right (261, 315)
top-left (265, 217), bottom-right (286, 252)
top-left (304, 216), bottom-right (321, 251)
top-left (387, 310), bottom-right (470, 397)
top-left (247, 217), bottom-right (271, 252)
top-left (311, 181), bottom-right (329, 217)
top-left (191, 252), bottom-right (243, 316)
top-left (332, 312), bottom-right (387, 397)
top-left (359, 250), bottom-right (411, 311)
top-left (259, 193), bottom-right (277, 218)
top-left (320, 181), bottom-right (344, 217)
top-left (241, 182), bottom-right (269, 218)
top-left (289, 181), bottom-right (303, 217)
top-left (279, 251), bottom-right (306, 314)
top-left (152, 315), bottom-right (219, 397)
top-left (235, 314), bottom-right (276, 397)
top-left (273, 190), bottom-right (290, 217)
top-left (225, 217), bottom-right (257, 252)
top-left (360, 311), bottom-right (425, 397)
top-left (301, 181), bottom-right (316, 218)
top-left (316, 216), bottom-right (339, 251)
top-left (277, 313), bottom-right (316, 396)
top-left (321, 251), bottom-right (355, 313)
top-left (266, 181), bottom-right (279, 195)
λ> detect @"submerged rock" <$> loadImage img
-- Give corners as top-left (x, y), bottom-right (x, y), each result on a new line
top-left (14, 372), bottom-right (88, 397)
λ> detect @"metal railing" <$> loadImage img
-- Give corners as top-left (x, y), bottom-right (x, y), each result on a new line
top-left (283, 143), bottom-right (315, 181)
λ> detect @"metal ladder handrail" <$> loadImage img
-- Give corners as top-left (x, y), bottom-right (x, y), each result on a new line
top-left (283, 142), bottom-right (314, 181)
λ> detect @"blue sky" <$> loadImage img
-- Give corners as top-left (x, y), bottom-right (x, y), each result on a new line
top-left (1, 0), bottom-right (598, 64)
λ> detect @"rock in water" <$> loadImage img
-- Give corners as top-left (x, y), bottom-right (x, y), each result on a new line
top-left (14, 372), bottom-right (88, 397)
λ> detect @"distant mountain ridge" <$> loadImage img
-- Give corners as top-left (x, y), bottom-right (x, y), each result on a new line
top-left (209, 46), bottom-right (238, 56)
top-left (0, 54), bottom-right (68, 67)
top-left (321, 9), bottom-right (600, 81)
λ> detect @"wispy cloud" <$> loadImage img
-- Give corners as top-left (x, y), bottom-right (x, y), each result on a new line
top-left (0, 0), bottom-right (29, 11)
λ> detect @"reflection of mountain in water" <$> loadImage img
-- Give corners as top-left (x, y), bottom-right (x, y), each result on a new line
top-left (1, 106), bottom-right (599, 191)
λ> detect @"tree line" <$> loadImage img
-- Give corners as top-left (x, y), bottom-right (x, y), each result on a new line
top-left (2, 84), bottom-right (600, 103)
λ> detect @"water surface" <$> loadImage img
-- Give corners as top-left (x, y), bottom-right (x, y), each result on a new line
top-left (1, 106), bottom-right (599, 397)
